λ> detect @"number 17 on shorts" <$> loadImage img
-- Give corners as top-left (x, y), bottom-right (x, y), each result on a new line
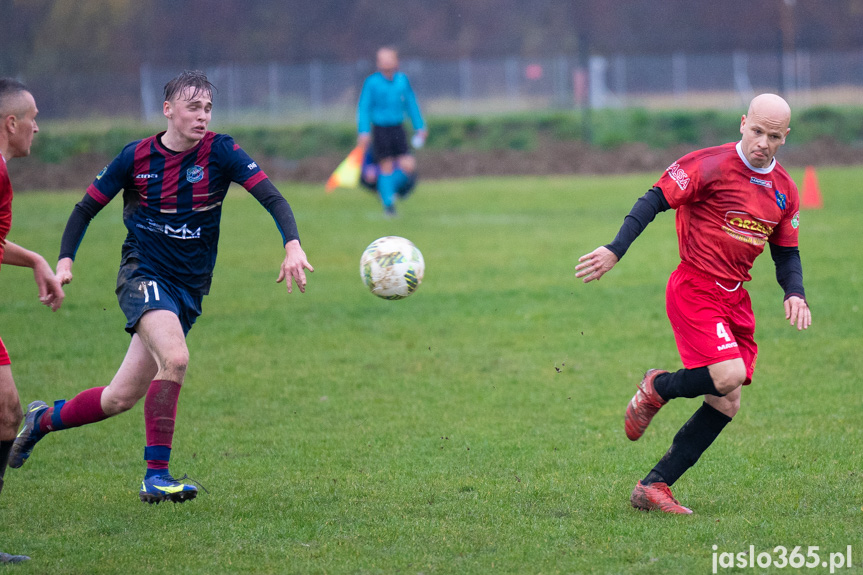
top-left (139, 280), bottom-right (161, 303)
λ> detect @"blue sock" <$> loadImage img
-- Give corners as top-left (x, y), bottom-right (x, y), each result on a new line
top-left (378, 172), bottom-right (397, 210)
top-left (144, 446), bottom-right (171, 478)
top-left (392, 169), bottom-right (408, 191)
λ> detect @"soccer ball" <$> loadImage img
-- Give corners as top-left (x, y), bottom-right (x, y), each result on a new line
top-left (360, 236), bottom-right (424, 300)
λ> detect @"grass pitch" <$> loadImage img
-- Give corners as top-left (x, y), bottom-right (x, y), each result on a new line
top-left (1, 167), bottom-right (861, 574)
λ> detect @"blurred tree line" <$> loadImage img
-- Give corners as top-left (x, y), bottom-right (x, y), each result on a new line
top-left (2, 0), bottom-right (863, 78)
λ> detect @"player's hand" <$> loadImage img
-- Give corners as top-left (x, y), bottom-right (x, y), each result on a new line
top-left (357, 133), bottom-right (371, 149)
top-left (412, 129), bottom-right (428, 149)
top-left (277, 240), bottom-right (314, 294)
top-left (575, 246), bottom-right (618, 283)
top-left (784, 295), bottom-right (811, 331)
top-left (56, 257), bottom-right (74, 286)
top-left (34, 258), bottom-right (65, 311)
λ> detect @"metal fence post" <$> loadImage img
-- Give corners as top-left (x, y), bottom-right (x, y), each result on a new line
top-left (140, 63), bottom-right (156, 123)
top-left (505, 57), bottom-right (519, 105)
top-left (459, 58), bottom-right (472, 115)
top-left (268, 61), bottom-right (279, 120)
top-left (672, 52), bottom-right (687, 101)
top-left (310, 60), bottom-right (323, 119)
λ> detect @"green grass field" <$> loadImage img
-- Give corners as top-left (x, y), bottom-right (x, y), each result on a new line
top-left (1, 167), bottom-right (861, 574)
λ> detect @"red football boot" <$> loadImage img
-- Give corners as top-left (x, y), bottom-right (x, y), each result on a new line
top-left (630, 480), bottom-right (693, 514)
top-left (624, 369), bottom-right (668, 441)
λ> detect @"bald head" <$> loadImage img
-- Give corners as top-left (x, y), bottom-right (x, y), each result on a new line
top-left (747, 93), bottom-right (791, 130)
top-left (739, 93), bottom-right (791, 169)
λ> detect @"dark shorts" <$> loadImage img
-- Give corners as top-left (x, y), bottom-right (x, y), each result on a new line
top-left (0, 336), bottom-right (9, 366)
top-left (372, 124), bottom-right (409, 161)
top-left (116, 259), bottom-right (203, 337)
top-left (666, 262), bottom-right (757, 384)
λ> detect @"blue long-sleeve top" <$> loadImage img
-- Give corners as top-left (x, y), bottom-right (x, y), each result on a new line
top-left (357, 71), bottom-right (425, 134)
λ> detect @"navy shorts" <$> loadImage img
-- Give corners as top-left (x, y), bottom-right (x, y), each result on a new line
top-left (372, 124), bottom-right (409, 161)
top-left (116, 258), bottom-right (203, 337)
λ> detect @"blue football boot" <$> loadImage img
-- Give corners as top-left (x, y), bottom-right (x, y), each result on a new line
top-left (9, 400), bottom-right (49, 468)
top-left (139, 473), bottom-right (199, 504)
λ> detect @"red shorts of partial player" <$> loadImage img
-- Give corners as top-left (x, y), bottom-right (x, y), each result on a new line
top-left (0, 336), bottom-right (10, 366)
top-left (665, 261), bottom-right (757, 384)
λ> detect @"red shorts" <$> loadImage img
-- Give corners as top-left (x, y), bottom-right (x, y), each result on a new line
top-left (0, 335), bottom-right (10, 366)
top-left (665, 262), bottom-right (757, 384)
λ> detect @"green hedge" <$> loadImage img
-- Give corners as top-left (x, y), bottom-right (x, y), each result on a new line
top-left (32, 106), bottom-right (863, 163)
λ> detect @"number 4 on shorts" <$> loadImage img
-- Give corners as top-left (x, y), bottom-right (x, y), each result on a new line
top-left (716, 322), bottom-right (731, 342)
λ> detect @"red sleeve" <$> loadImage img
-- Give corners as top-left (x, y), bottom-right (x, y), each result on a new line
top-left (654, 150), bottom-right (707, 209)
top-left (0, 161), bottom-right (12, 250)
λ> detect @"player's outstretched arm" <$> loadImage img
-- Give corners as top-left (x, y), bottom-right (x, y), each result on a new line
top-left (575, 246), bottom-right (619, 283)
top-left (276, 239), bottom-right (314, 294)
top-left (1, 241), bottom-right (65, 311)
top-left (576, 187), bottom-right (669, 284)
top-left (56, 192), bottom-right (105, 288)
top-left (784, 296), bottom-right (811, 331)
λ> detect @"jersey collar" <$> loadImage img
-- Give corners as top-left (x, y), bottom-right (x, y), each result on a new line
top-left (736, 141), bottom-right (776, 174)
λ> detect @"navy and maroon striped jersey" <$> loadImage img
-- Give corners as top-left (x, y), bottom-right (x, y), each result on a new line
top-left (88, 131), bottom-right (268, 291)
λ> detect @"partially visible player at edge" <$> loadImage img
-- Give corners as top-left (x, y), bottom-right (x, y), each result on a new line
top-left (576, 93), bottom-right (811, 514)
top-left (357, 46), bottom-right (426, 216)
top-left (0, 78), bottom-right (65, 564)
top-left (10, 70), bottom-right (313, 504)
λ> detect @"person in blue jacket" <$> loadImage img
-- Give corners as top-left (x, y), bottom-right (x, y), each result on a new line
top-left (357, 47), bottom-right (426, 216)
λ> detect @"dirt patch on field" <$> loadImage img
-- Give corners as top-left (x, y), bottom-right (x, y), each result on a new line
top-left (8, 138), bottom-right (860, 192)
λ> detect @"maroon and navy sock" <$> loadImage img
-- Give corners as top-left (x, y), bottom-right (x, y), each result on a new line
top-left (643, 402), bottom-right (732, 486)
top-left (144, 379), bottom-right (182, 478)
top-left (37, 386), bottom-right (109, 433)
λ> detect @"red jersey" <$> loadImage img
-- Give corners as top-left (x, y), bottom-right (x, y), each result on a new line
top-left (0, 155), bottom-right (12, 269)
top-left (655, 141), bottom-right (800, 283)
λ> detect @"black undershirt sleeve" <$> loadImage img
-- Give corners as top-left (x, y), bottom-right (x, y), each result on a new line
top-left (59, 193), bottom-right (105, 261)
top-left (769, 243), bottom-right (806, 301)
top-left (605, 186), bottom-right (671, 260)
top-left (247, 179), bottom-right (300, 246)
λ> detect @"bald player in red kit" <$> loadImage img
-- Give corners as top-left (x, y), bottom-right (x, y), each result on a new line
top-left (0, 77), bottom-right (65, 564)
top-left (576, 94), bottom-right (811, 514)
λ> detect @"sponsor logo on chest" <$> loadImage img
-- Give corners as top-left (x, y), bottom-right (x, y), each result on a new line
top-left (721, 211), bottom-right (777, 246)
top-left (750, 176), bottom-right (773, 188)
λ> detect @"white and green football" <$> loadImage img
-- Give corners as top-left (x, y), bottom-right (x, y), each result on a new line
top-left (360, 236), bottom-right (424, 300)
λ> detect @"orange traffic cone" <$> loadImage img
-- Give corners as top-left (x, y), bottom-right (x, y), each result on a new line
top-left (800, 165), bottom-right (823, 209)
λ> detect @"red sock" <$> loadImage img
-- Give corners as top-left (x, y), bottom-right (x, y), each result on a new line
top-left (144, 380), bottom-right (182, 471)
top-left (39, 386), bottom-right (109, 432)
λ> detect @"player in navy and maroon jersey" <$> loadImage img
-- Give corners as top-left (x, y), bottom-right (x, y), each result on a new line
top-left (0, 78), bottom-right (64, 564)
top-left (576, 94), bottom-right (811, 514)
top-left (10, 70), bottom-right (313, 504)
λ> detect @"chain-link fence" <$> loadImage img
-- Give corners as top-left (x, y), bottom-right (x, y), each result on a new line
top-left (23, 49), bottom-right (863, 123)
